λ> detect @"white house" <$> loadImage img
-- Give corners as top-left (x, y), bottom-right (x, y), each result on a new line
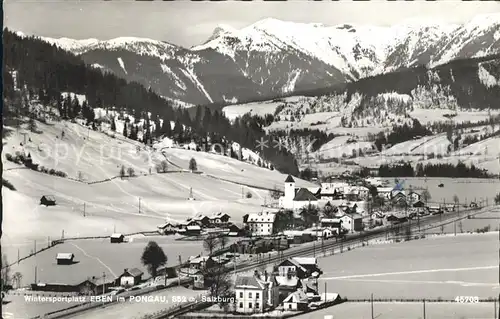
top-left (282, 289), bottom-right (309, 311)
top-left (340, 213), bottom-right (363, 233)
top-left (279, 175), bottom-right (319, 211)
top-left (246, 212), bottom-right (277, 236)
top-left (235, 276), bottom-right (269, 313)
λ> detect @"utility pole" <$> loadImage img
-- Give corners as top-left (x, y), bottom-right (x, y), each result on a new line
top-left (423, 299), bottom-right (426, 319)
top-left (178, 255), bottom-right (181, 287)
top-left (139, 198), bottom-right (141, 214)
top-left (324, 282), bottom-right (327, 302)
top-left (34, 240), bottom-right (36, 254)
top-left (102, 272), bottom-right (106, 296)
top-left (371, 293), bottom-right (374, 319)
top-left (34, 266), bottom-right (37, 284)
top-left (17, 249), bottom-right (20, 265)
top-left (83, 202), bottom-right (86, 217)
top-left (62, 229), bottom-right (65, 240)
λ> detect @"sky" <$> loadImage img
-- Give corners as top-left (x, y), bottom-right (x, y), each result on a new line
top-left (4, 1), bottom-right (500, 48)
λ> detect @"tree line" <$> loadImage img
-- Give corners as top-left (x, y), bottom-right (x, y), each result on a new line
top-left (378, 162), bottom-right (490, 178)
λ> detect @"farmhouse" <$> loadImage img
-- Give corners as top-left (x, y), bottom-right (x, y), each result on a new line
top-left (117, 268), bottom-right (143, 287)
top-left (110, 233), bottom-right (124, 243)
top-left (245, 211), bottom-right (277, 236)
top-left (408, 191), bottom-right (421, 203)
top-left (40, 195), bottom-right (56, 206)
top-left (291, 257), bottom-right (321, 277)
top-left (209, 212), bottom-right (230, 225)
top-left (188, 256), bottom-right (217, 270)
top-left (56, 253), bottom-right (75, 265)
top-left (191, 214), bottom-right (210, 227)
top-left (320, 218), bottom-right (342, 231)
top-left (377, 187), bottom-right (393, 200)
top-left (413, 200), bottom-right (426, 208)
top-left (158, 222), bottom-right (178, 235)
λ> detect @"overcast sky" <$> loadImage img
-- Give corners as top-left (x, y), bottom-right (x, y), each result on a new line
top-left (5, 1), bottom-right (500, 48)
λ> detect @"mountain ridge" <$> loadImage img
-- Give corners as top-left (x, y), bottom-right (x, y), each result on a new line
top-left (28, 14), bottom-right (500, 106)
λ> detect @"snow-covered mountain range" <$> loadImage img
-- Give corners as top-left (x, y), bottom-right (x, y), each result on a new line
top-left (36, 13), bottom-right (500, 105)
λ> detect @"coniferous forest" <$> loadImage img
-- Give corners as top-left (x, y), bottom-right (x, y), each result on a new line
top-left (2, 29), bottom-right (299, 175)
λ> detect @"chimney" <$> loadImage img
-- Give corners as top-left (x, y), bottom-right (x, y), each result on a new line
top-left (124, 268), bottom-right (128, 273)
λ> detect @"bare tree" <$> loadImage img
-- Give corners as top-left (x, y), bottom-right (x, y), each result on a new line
top-left (201, 263), bottom-right (232, 299)
top-left (269, 186), bottom-right (281, 200)
top-left (218, 235), bottom-right (228, 251)
top-left (203, 234), bottom-right (220, 256)
top-left (421, 189), bottom-right (431, 203)
top-left (1, 254), bottom-right (11, 292)
top-left (453, 194), bottom-right (459, 206)
top-left (77, 171), bottom-right (83, 181)
top-left (12, 272), bottom-right (22, 289)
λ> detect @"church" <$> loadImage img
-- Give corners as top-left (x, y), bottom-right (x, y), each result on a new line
top-left (278, 175), bottom-right (320, 211)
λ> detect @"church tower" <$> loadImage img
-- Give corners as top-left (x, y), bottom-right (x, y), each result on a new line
top-left (284, 175), bottom-right (296, 208)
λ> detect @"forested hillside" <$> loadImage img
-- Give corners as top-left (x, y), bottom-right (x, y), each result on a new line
top-left (2, 29), bottom-right (299, 175)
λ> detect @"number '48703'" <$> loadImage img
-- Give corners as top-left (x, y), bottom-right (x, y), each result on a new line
top-left (455, 296), bottom-right (479, 303)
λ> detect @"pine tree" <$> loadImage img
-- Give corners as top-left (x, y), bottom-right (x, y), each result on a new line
top-left (111, 118), bottom-right (116, 132)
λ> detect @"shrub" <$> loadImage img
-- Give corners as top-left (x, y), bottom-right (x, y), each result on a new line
top-left (127, 167), bottom-right (135, 177)
top-left (5, 153), bottom-right (14, 162)
top-left (246, 192), bottom-right (253, 199)
top-left (49, 168), bottom-right (56, 175)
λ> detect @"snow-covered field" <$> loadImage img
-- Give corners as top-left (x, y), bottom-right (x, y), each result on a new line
top-left (410, 108), bottom-right (500, 125)
top-left (297, 302), bottom-right (495, 319)
top-left (391, 177), bottom-right (500, 204)
top-left (2, 119), bottom-right (315, 266)
top-left (222, 100), bottom-right (281, 121)
top-left (317, 233), bottom-right (498, 300)
top-left (5, 235), bottom-right (241, 288)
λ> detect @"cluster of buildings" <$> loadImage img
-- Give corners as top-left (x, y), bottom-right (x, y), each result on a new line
top-left (157, 212), bottom-right (243, 237)
top-left (234, 257), bottom-right (334, 313)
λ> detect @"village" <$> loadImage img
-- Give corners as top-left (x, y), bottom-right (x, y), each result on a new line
top-left (4, 172), bottom-right (475, 319)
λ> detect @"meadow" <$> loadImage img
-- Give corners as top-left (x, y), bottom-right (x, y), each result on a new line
top-left (316, 233), bottom-right (498, 300)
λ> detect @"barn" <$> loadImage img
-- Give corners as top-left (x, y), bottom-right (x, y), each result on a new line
top-left (110, 233), bottom-right (124, 243)
top-left (56, 253), bottom-right (75, 265)
top-left (40, 195), bottom-right (56, 206)
top-left (117, 268), bottom-right (144, 287)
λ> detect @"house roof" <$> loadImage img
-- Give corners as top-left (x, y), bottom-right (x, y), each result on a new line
top-left (42, 195), bottom-right (56, 201)
top-left (293, 188), bottom-right (318, 202)
top-left (235, 276), bottom-right (266, 290)
top-left (247, 212), bottom-right (276, 223)
top-left (275, 276), bottom-right (299, 287)
top-left (110, 233), bottom-right (124, 238)
top-left (56, 253), bottom-right (74, 260)
top-left (320, 218), bottom-right (342, 223)
top-left (158, 222), bottom-right (177, 229)
top-left (123, 268), bottom-right (143, 277)
top-left (292, 257), bottom-right (317, 266)
top-left (278, 258), bottom-right (307, 273)
top-left (189, 256), bottom-right (212, 264)
top-left (285, 175), bottom-right (295, 183)
top-left (186, 225), bottom-right (201, 231)
top-left (283, 289), bottom-right (308, 303)
top-left (210, 212), bottom-right (230, 219)
top-left (179, 268), bottom-right (202, 276)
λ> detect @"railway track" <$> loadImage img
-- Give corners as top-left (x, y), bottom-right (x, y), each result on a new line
top-left (148, 204), bottom-right (498, 319)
